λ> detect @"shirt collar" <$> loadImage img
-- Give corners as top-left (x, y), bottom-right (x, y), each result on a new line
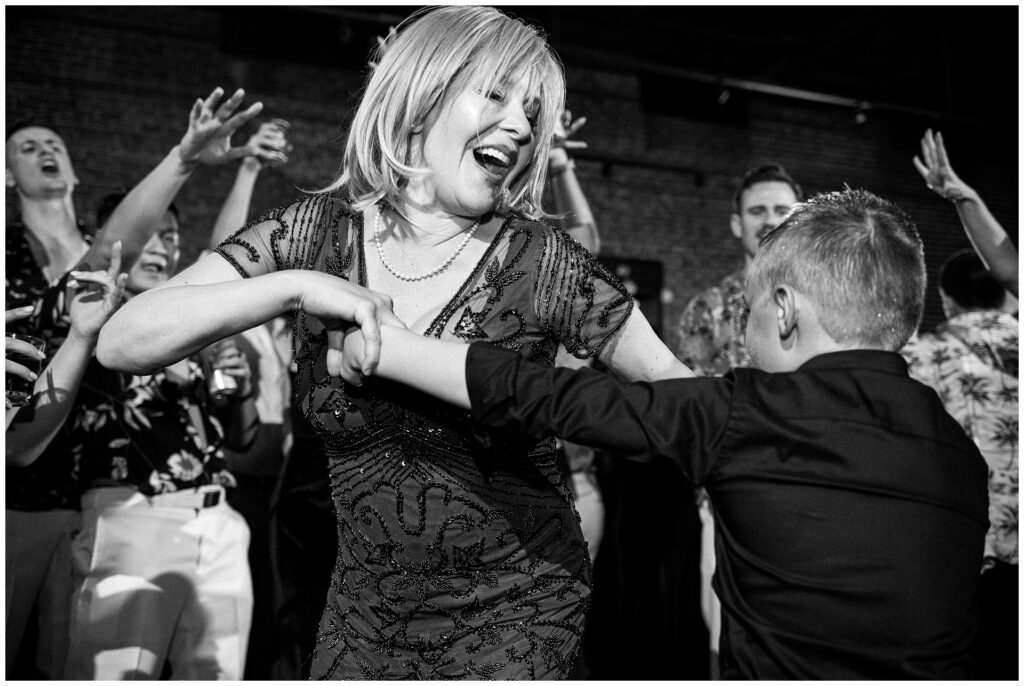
top-left (796, 349), bottom-right (909, 376)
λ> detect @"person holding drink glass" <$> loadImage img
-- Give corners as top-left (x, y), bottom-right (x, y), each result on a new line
top-left (5, 328), bottom-right (46, 409)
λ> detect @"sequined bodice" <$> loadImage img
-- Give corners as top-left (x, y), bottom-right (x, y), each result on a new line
top-left (216, 195), bottom-right (632, 679)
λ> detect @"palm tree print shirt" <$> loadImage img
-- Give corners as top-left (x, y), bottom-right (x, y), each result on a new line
top-left (903, 310), bottom-right (1018, 566)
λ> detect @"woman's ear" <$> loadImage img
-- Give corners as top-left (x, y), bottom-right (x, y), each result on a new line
top-left (774, 285), bottom-right (798, 340)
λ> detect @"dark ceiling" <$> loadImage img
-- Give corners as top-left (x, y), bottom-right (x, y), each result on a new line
top-left (267, 5), bottom-right (1017, 130)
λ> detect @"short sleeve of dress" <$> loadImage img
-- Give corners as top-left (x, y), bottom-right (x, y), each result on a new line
top-left (533, 227), bottom-right (633, 359)
top-left (215, 194), bottom-right (341, 278)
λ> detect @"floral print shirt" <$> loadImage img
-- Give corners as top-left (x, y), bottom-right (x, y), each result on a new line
top-left (903, 310), bottom-right (1018, 566)
top-left (69, 359), bottom-right (237, 495)
top-left (5, 213), bottom-right (90, 336)
top-left (678, 267), bottom-right (750, 376)
top-left (6, 220), bottom-right (89, 510)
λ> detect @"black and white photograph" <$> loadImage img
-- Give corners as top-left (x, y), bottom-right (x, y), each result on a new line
top-left (5, 4), bottom-right (1018, 681)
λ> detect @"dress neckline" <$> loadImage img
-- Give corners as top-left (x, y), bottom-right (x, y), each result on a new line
top-left (352, 207), bottom-right (515, 338)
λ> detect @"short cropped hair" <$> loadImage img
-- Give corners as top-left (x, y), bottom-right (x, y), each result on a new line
top-left (748, 188), bottom-right (926, 351)
top-left (6, 120), bottom-right (64, 142)
top-left (96, 189), bottom-right (180, 229)
top-left (940, 249), bottom-right (1005, 311)
top-left (733, 163), bottom-right (803, 214)
top-left (324, 5), bottom-right (565, 220)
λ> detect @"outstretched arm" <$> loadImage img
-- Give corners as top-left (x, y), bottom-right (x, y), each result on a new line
top-left (343, 326), bottom-right (723, 474)
top-left (7, 245), bottom-right (127, 464)
top-left (81, 87), bottom-right (265, 272)
top-left (914, 129), bottom-right (1018, 296)
top-left (97, 248), bottom-right (399, 377)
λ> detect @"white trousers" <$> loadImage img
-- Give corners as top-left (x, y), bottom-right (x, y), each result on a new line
top-left (64, 485), bottom-right (253, 680)
top-left (698, 496), bottom-right (722, 654)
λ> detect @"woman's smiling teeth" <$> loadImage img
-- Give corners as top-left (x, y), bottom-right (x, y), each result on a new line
top-left (473, 145), bottom-right (516, 176)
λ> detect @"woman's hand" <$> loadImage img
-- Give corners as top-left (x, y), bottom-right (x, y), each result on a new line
top-left (66, 241), bottom-right (128, 344)
top-left (912, 129), bottom-right (976, 203)
top-left (5, 307), bottom-right (43, 409)
top-left (179, 87), bottom-right (265, 166)
top-left (293, 272), bottom-right (404, 381)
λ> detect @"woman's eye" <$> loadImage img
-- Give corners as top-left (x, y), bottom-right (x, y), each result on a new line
top-left (487, 89), bottom-right (505, 103)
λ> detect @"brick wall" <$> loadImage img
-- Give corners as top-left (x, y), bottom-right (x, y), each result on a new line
top-left (8, 6), bottom-right (1017, 348)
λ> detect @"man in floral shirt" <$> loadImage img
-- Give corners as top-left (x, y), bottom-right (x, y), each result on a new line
top-left (56, 191), bottom-right (259, 680)
top-left (676, 163), bottom-right (802, 676)
top-left (677, 164), bottom-right (803, 374)
top-left (5, 92), bottom-right (265, 680)
top-left (902, 250), bottom-right (1017, 680)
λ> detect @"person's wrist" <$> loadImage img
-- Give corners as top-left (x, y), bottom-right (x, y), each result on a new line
top-left (547, 146), bottom-right (570, 167)
top-left (952, 184), bottom-right (980, 204)
top-left (548, 157), bottom-right (576, 180)
top-left (241, 156), bottom-right (263, 173)
top-left (68, 325), bottom-right (99, 348)
top-left (175, 144), bottom-right (201, 171)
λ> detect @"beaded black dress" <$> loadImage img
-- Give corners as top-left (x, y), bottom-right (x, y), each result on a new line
top-left (216, 194), bottom-right (633, 679)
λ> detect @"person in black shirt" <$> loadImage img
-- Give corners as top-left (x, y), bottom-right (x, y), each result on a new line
top-left (341, 188), bottom-right (989, 679)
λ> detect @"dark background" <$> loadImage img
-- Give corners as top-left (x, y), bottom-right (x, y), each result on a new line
top-left (7, 5), bottom-right (1019, 340)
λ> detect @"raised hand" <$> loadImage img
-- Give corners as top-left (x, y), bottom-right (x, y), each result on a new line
top-left (242, 119), bottom-right (292, 169)
top-left (66, 240), bottom-right (128, 343)
top-left (368, 26), bottom-right (398, 69)
top-left (912, 129), bottom-right (974, 202)
top-left (551, 109), bottom-right (588, 153)
top-left (179, 87), bottom-right (265, 166)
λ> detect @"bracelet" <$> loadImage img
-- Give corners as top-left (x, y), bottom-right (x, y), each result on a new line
top-left (547, 158), bottom-right (576, 179)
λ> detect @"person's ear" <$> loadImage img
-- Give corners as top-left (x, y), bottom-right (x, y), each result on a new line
top-left (730, 213), bottom-right (742, 240)
top-left (6, 167), bottom-right (16, 189)
top-left (774, 285), bottom-right (798, 340)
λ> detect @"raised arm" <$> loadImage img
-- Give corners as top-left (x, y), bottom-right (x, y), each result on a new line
top-left (209, 120), bottom-right (290, 249)
top-left (914, 129), bottom-right (1018, 296)
top-left (7, 246), bottom-right (126, 464)
top-left (548, 110), bottom-right (600, 254)
top-left (81, 87), bottom-right (265, 272)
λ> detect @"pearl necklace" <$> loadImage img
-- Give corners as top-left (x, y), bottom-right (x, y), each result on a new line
top-left (373, 206), bottom-right (480, 282)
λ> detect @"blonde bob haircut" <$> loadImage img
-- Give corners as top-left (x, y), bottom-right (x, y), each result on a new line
top-left (324, 6), bottom-right (566, 220)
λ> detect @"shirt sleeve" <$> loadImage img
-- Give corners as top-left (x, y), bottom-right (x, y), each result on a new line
top-left (533, 228), bottom-right (633, 359)
top-left (214, 194), bottom-right (338, 279)
top-left (466, 342), bottom-right (732, 485)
